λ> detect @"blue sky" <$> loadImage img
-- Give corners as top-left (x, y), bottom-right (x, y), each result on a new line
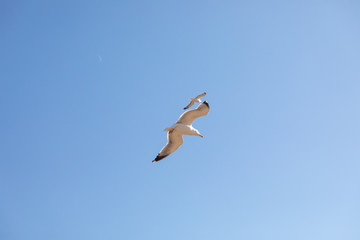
top-left (1, 1), bottom-right (360, 239)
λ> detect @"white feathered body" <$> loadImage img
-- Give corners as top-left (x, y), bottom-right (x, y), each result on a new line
top-left (153, 101), bottom-right (209, 163)
top-left (164, 123), bottom-right (200, 136)
top-left (191, 97), bottom-right (201, 103)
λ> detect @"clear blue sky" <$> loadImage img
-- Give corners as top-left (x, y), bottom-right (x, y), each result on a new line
top-left (1, 1), bottom-right (359, 239)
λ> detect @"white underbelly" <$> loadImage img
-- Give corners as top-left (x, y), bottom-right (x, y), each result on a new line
top-left (173, 123), bottom-right (195, 135)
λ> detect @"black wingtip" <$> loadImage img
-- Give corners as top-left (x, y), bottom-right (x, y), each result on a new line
top-left (203, 101), bottom-right (209, 108)
top-left (152, 154), bottom-right (167, 163)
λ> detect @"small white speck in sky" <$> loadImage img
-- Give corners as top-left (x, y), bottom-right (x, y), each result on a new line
top-left (98, 55), bottom-right (102, 63)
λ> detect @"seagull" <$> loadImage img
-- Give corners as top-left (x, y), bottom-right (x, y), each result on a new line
top-left (183, 92), bottom-right (207, 110)
top-left (153, 101), bottom-right (210, 163)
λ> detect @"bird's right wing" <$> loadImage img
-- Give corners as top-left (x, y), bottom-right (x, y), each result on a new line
top-left (183, 100), bottom-right (194, 110)
top-left (177, 101), bottom-right (210, 125)
top-left (152, 130), bottom-right (183, 163)
top-left (195, 92), bottom-right (206, 99)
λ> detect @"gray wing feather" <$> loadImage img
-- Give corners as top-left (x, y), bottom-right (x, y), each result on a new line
top-left (177, 101), bottom-right (210, 125)
top-left (195, 92), bottom-right (206, 99)
top-left (184, 101), bottom-right (194, 110)
top-left (152, 130), bottom-right (183, 163)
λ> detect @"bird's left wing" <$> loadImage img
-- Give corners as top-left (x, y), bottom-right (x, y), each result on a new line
top-left (152, 130), bottom-right (183, 163)
top-left (183, 100), bottom-right (194, 110)
top-left (195, 92), bottom-right (206, 99)
top-left (176, 101), bottom-right (210, 125)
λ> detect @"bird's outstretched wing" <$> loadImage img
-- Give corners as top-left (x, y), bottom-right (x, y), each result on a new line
top-left (177, 101), bottom-right (210, 125)
top-left (152, 130), bottom-right (183, 163)
top-left (195, 92), bottom-right (206, 99)
top-left (183, 100), bottom-right (195, 110)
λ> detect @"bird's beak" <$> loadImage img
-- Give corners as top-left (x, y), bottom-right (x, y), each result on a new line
top-left (199, 134), bottom-right (204, 138)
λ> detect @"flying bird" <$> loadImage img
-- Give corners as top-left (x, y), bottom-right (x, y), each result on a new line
top-left (153, 101), bottom-right (210, 163)
top-left (183, 92), bottom-right (206, 110)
